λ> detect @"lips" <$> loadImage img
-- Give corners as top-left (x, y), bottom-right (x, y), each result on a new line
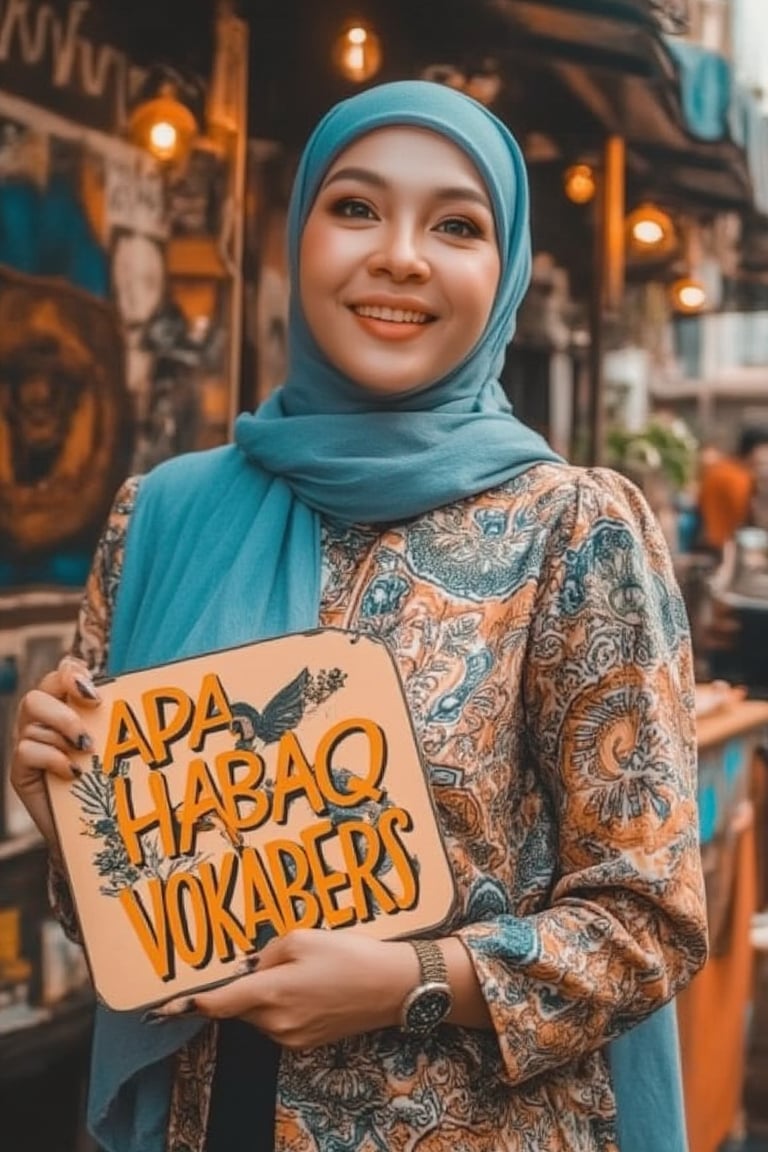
top-left (351, 303), bottom-right (434, 325)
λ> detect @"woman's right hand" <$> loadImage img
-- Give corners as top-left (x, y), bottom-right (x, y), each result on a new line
top-left (10, 656), bottom-right (101, 858)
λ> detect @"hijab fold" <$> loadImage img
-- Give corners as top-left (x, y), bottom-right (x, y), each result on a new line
top-left (86, 81), bottom-right (684, 1152)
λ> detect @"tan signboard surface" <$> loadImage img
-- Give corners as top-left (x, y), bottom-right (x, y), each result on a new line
top-left (48, 629), bottom-right (456, 1011)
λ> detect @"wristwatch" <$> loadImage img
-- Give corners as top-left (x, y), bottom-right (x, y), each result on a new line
top-left (400, 939), bottom-right (453, 1035)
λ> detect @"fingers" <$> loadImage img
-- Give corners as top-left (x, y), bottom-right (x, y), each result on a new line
top-left (17, 687), bottom-right (95, 751)
top-left (58, 656), bottom-right (102, 708)
top-left (146, 970), bottom-right (264, 1023)
top-left (8, 655), bottom-right (101, 854)
top-left (14, 733), bottom-right (83, 784)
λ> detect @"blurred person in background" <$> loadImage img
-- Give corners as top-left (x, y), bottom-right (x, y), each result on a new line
top-left (697, 425), bottom-right (768, 556)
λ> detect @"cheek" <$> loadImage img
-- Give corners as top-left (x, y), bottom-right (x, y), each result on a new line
top-left (299, 224), bottom-right (352, 320)
top-left (461, 255), bottom-right (500, 334)
top-left (298, 226), bottom-right (323, 313)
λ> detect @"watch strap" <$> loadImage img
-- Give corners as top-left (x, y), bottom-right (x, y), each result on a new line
top-left (411, 938), bottom-right (448, 984)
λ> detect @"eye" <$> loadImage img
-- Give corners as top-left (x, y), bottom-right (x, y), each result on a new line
top-left (435, 216), bottom-right (484, 239)
top-left (330, 197), bottom-right (378, 221)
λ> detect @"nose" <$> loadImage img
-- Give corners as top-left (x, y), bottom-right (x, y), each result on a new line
top-left (366, 223), bottom-right (430, 282)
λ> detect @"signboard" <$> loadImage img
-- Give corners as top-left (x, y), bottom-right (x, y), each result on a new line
top-left (48, 629), bottom-right (456, 1011)
top-left (0, 0), bottom-right (141, 133)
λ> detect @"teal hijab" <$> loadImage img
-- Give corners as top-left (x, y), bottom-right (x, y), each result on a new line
top-left (88, 81), bottom-right (685, 1152)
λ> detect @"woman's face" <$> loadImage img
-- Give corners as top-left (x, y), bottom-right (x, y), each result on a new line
top-left (299, 126), bottom-right (501, 397)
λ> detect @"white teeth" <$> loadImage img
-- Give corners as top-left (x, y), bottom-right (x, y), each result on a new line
top-left (354, 304), bottom-right (430, 324)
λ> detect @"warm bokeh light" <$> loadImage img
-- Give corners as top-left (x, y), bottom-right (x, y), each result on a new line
top-left (670, 277), bottom-right (707, 313)
top-left (148, 121), bottom-right (178, 160)
top-left (334, 23), bottom-right (382, 82)
top-left (633, 219), bottom-right (664, 245)
top-left (563, 163), bottom-right (596, 204)
top-left (127, 84), bottom-right (198, 164)
top-left (625, 203), bottom-right (675, 254)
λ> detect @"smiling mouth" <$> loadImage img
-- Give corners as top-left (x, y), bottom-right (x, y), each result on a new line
top-left (351, 304), bottom-right (433, 325)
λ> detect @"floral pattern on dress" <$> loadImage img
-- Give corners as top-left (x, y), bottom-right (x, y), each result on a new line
top-left (51, 461), bottom-right (707, 1152)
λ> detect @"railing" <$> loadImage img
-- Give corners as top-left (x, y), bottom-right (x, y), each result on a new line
top-left (648, 0), bottom-right (690, 35)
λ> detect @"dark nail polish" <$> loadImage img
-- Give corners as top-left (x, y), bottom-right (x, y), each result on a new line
top-left (174, 998), bottom-right (198, 1016)
top-left (235, 954), bottom-right (260, 975)
top-left (141, 998), bottom-right (197, 1024)
top-left (142, 1010), bottom-right (171, 1024)
top-left (75, 677), bottom-right (99, 700)
top-left (70, 764), bottom-right (83, 779)
top-left (68, 732), bottom-right (93, 752)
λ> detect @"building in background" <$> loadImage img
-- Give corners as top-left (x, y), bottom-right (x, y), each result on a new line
top-left (644, 0), bottom-right (768, 448)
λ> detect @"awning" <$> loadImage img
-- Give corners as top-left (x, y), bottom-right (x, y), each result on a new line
top-left (660, 35), bottom-right (768, 217)
top-left (486, 0), bottom-right (680, 82)
top-left (482, 1), bottom-right (756, 211)
top-left (663, 37), bottom-right (731, 142)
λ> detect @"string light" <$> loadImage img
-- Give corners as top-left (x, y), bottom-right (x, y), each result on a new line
top-left (333, 23), bottom-right (382, 83)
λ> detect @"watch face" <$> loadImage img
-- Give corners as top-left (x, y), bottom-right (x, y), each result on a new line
top-left (404, 985), bottom-right (452, 1034)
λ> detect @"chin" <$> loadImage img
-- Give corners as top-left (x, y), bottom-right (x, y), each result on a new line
top-left (353, 378), bottom-right (433, 399)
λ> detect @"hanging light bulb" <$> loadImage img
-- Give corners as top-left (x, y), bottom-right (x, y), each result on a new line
top-left (625, 202), bottom-right (676, 255)
top-left (333, 22), bottom-right (382, 83)
top-left (127, 73), bottom-right (200, 165)
top-left (148, 120), bottom-right (180, 160)
top-left (670, 276), bottom-right (707, 314)
top-left (563, 163), bottom-right (596, 204)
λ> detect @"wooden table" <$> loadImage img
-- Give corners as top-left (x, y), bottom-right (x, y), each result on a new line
top-left (677, 697), bottom-right (768, 1152)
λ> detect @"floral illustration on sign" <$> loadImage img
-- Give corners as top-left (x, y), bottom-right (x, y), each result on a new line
top-left (69, 665), bottom-right (412, 906)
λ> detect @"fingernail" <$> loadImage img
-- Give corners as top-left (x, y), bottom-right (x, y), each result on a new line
top-left (235, 954), bottom-right (259, 975)
top-left (74, 677), bottom-right (99, 701)
top-left (141, 997), bottom-right (197, 1023)
top-left (68, 733), bottom-right (93, 752)
top-left (142, 1011), bottom-right (172, 1025)
top-left (70, 764), bottom-right (83, 779)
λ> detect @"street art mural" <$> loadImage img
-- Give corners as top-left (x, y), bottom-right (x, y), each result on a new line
top-left (0, 90), bottom-right (234, 860)
top-left (0, 265), bottom-right (132, 562)
top-left (0, 92), bottom-right (232, 586)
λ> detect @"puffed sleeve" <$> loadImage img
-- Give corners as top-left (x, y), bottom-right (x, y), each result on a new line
top-left (455, 466), bottom-right (708, 1084)
top-left (48, 477), bottom-right (142, 939)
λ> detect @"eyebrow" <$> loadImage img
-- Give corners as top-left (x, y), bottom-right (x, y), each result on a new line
top-left (321, 165), bottom-right (492, 210)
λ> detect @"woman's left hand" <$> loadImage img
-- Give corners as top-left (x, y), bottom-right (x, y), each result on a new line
top-left (149, 929), bottom-right (418, 1048)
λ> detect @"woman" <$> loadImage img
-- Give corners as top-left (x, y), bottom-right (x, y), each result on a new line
top-left (11, 80), bottom-right (707, 1152)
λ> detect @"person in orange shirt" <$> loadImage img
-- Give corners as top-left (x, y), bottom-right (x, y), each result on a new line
top-left (697, 426), bottom-right (768, 553)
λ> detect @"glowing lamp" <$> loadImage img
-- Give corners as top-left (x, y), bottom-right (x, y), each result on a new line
top-left (670, 277), bottom-right (707, 314)
top-left (128, 82), bottom-right (198, 164)
top-left (563, 163), bottom-right (596, 204)
top-left (333, 23), bottom-right (382, 83)
top-left (625, 203), bottom-right (675, 254)
top-left (149, 120), bottom-right (180, 158)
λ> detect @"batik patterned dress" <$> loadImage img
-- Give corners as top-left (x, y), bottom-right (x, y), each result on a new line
top-left (53, 461), bottom-right (708, 1152)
